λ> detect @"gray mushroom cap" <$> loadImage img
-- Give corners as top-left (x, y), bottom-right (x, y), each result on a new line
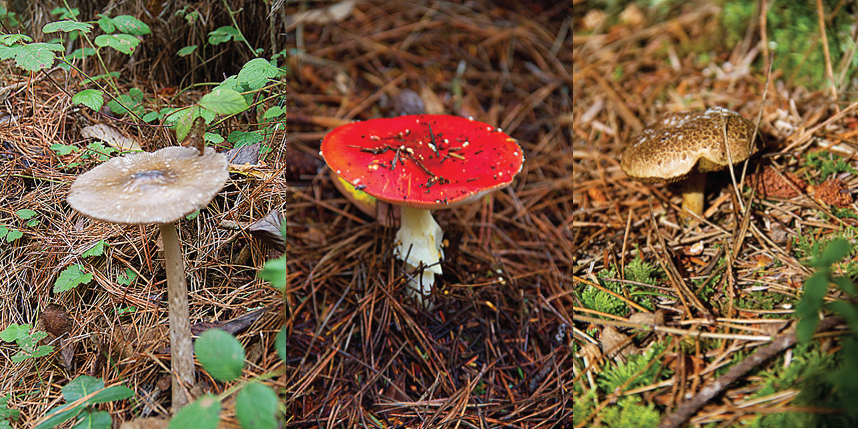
top-left (621, 107), bottom-right (756, 183)
top-left (67, 146), bottom-right (228, 224)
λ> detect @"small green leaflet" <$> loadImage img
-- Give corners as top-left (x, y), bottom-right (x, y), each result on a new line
top-left (72, 89), bottom-right (104, 112)
top-left (94, 34), bottom-right (139, 55)
top-left (15, 209), bottom-right (37, 220)
top-left (236, 58), bottom-right (283, 90)
top-left (168, 395), bottom-right (221, 429)
top-left (81, 239), bottom-right (107, 257)
top-left (263, 106), bottom-right (285, 120)
top-left (227, 130), bottom-right (263, 148)
top-left (117, 268), bottom-right (137, 286)
top-left (208, 26), bottom-right (242, 45)
top-left (199, 88), bottom-right (248, 115)
top-left (54, 264), bottom-right (93, 293)
top-left (195, 329), bottom-right (245, 382)
top-left (0, 323), bottom-right (30, 343)
top-left (0, 34), bottom-right (32, 46)
top-left (14, 43), bottom-right (64, 72)
top-left (204, 132), bottom-right (224, 144)
top-left (177, 45), bottom-right (197, 57)
top-left (42, 20), bottom-right (92, 33)
top-left (51, 143), bottom-right (78, 156)
top-left (111, 15), bottom-right (151, 35)
top-left (235, 382), bottom-right (279, 429)
top-left (260, 257), bottom-right (289, 290)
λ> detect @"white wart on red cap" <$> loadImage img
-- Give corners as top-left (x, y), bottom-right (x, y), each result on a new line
top-left (68, 146), bottom-right (228, 224)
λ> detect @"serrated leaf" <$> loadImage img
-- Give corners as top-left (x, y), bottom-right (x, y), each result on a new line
top-left (97, 16), bottom-right (115, 33)
top-left (204, 132), bottom-right (224, 144)
top-left (94, 34), bottom-right (139, 55)
top-left (195, 329), bottom-right (245, 382)
top-left (16, 209), bottom-right (37, 220)
top-left (54, 264), bottom-right (93, 293)
top-left (51, 143), bottom-right (78, 156)
top-left (111, 15), bottom-right (151, 35)
top-left (199, 88), bottom-right (248, 115)
top-left (43, 20), bottom-right (92, 33)
top-left (236, 58), bottom-right (283, 90)
top-left (81, 240), bottom-right (106, 258)
top-left (0, 45), bottom-right (19, 61)
top-left (171, 107), bottom-right (215, 142)
top-left (207, 26), bottom-right (242, 45)
top-left (227, 130), bottom-right (263, 148)
top-left (0, 34), bottom-right (32, 46)
top-left (0, 323), bottom-right (31, 343)
top-left (168, 395), bottom-right (221, 429)
top-left (235, 382), bottom-right (278, 429)
top-left (259, 256), bottom-right (289, 290)
top-left (177, 45), bottom-right (197, 57)
top-left (72, 89), bottom-right (104, 112)
top-left (15, 43), bottom-right (63, 71)
top-left (70, 410), bottom-right (111, 429)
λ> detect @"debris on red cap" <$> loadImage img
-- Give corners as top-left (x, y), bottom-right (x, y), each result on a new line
top-left (320, 114), bottom-right (524, 209)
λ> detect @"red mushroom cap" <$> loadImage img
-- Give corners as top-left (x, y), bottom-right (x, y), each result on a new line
top-left (321, 114), bottom-right (524, 209)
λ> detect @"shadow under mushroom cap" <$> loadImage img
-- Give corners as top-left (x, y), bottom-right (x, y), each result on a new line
top-left (621, 108), bottom-right (756, 184)
top-left (67, 146), bottom-right (228, 224)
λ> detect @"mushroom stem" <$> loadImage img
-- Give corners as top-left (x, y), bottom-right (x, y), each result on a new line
top-left (159, 222), bottom-right (195, 409)
top-left (680, 173), bottom-right (706, 224)
top-left (395, 205), bottom-right (444, 306)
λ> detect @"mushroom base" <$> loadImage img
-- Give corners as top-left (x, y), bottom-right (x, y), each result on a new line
top-left (395, 206), bottom-right (444, 305)
top-left (680, 173), bottom-right (706, 225)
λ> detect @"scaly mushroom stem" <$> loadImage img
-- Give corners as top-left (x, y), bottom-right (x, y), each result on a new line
top-left (159, 222), bottom-right (194, 409)
top-left (680, 173), bottom-right (706, 225)
top-left (395, 205), bottom-right (444, 306)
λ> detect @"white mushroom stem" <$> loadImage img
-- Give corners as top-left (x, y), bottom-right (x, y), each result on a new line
top-left (159, 222), bottom-right (195, 409)
top-left (680, 173), bottom-right (706, 224)
top-left (395, 205), bottom-right (444, 306)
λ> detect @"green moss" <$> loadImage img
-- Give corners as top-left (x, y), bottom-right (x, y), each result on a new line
top-left (601, 395), bottom-right (661, 427)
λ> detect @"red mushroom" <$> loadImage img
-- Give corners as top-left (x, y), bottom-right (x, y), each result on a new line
top-left (321, 114), bottom-right (524, 306)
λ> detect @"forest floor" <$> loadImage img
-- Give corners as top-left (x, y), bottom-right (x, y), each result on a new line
top-left (0, 1), bottom-right (572, 427)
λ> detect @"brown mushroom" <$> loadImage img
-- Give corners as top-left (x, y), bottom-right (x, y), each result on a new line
top-left (621, 107), bottom-right (756, 223)
top-left (67, 146), bottom-right (228, 409)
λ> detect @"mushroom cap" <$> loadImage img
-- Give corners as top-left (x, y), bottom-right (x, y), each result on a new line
top-left (321, 114), bottom-right (524, 209)
top-left (68, 146), bottom-right (228, 224)
top-left (621, 107), bottom-right (756, 183)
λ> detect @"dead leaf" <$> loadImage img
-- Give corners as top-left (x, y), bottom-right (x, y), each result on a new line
top-left (601, 326), bottom-right (636, 362)
top-left (419, 85), bottom-right (446, 114)
top-left (190, 307), bottom-right (268, 336)
top-left (287, 0), bottom-right (357, 25)
top-left (81, 124), bottom-right (142, 151)
top-left (226, 142), bottom-right (261, 166)
top-left (249, 209), bottom-right (286, 250)
top-left (41, 304), bottom-right (72, 337)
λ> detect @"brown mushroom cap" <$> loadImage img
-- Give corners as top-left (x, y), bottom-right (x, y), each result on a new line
top-left (621, 107), bottom-right (756, 183)
top-left (67, 146), bottom-right (228, 224)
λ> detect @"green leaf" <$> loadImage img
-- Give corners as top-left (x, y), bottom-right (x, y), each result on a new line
top-left (15, 209), bottom-right (37, 220)
top-left (94, 34), bottom-right (139, 55)
top-left (275, 326), bottom-right (289, 363)
top-left (81, 240), bottom-right (107, 257)
top-left (5, 229), bottom-right (22, 241)
top-left (71, 410), bottom-right (111, 429)
top-left (263, 106), bottom-right (284, 120)
top-left (111, 15), bottom-right (151, 35)
top-left (108, 94), bottom-right (138, 116)
top-left (0, 34), bottom-right (31, 46)
top-left (207, 26), bottom-right (242, 45)
top-left (227, 130), bottom-right (263, 148)
top-left (816, 238), bottom-right (851, 268)
top-left (34, 404), bottom-right (83, 429)
top-left (97, 16), bottom-right (115, 33)
top-left (832, 276), bottom-right (858, 298)
top-left (168, 395), bottom-right (221, 429)
top-left (72, 89), bottom-right (104, 112)
top-left (236, 58), bottom-right (283, 90)
top-left (54, 264), bottom-right (94, 293)
top-left (88, 385), bottom-right (134, 404)
top-left (117, 268), bottom-right (137, 286)
top-left (63, 376), bottom-right (104, 402)
top-left (69, 47), bottom-right (96, 61)
top-left (200, 88), bottom-right (248, 115)
top-left (195, 329), bottom-right (245, 382)
top-left (142, 111), bottom-right (160, 123)
top-left (235, 382), bottom-right (278, 429)
top-left (0, 45), bottom-right (19, 61)
top-left (259, 256), bottom-right (289, 290)
top-left (43, 20), bottom-right (92, 33)
top-left (51, 7), bottom-right (80, 20)
top-left (51, 143), bottom-right (78, 156)
top-left (796, 270), bottom-right (830, 343)
top-left (177, 45), bottom-right (197, 57)
top-left (204, 132), bottom-right (224, 144)
top-left (0, 323), bottom-right (31, 343)
top-left (170, 107), bottom-right (215, 142)
top-left (15, 43), bottom-right (63, 71)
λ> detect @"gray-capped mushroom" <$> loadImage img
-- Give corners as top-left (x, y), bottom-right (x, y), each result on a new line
top-left (620, 107), bottom-right (756, 223)
top-left (67, 146), bottom-right (228, 409)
